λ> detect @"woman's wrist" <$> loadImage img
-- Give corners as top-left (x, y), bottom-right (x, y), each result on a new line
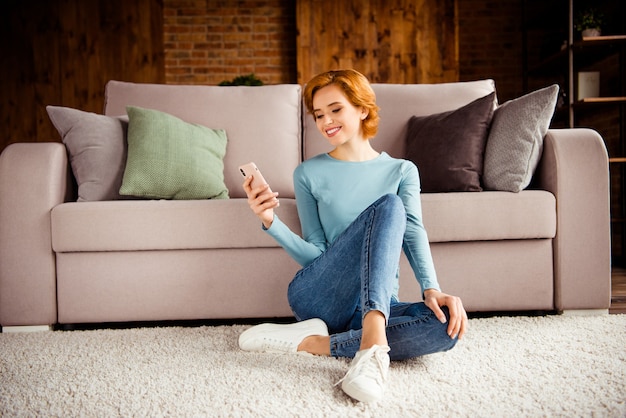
top-left (261, 213), bottom-right (275, 230)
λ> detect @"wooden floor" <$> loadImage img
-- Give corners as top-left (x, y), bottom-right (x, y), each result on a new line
top-left (611, 267), bottom-right (626, 314)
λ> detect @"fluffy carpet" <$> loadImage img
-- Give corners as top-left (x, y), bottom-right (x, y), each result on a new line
top-left (1, 314), bottom-right (625, 417)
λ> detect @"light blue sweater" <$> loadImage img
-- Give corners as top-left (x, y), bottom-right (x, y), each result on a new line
top-left (265, 152), bottom-right (440, 297)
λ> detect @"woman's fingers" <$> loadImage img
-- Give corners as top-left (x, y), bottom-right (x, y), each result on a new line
top-left (446, 296), bottom-right (467, 340)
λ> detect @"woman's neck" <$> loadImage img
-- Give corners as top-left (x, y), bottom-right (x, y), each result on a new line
top-left (328, 140), bottom-right (380, 162)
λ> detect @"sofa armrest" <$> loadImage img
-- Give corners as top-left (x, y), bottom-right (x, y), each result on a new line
top-left (536, 128), bottom-right (611, 310)
top-left (0, 142), bottom-right (71, 326)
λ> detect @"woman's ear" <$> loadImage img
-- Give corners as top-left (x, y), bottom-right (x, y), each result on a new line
top-left (360, 107), bottom-right (369, 120)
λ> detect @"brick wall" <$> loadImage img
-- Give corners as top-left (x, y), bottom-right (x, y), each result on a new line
top-left (457, 0), bottom-right (524, 102)
top-left (163, 0), bottom-right (296, 85)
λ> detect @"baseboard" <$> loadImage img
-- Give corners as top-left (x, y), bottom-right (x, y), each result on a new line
top-left (561, 309), bottom-right (609, 316)
top-left (2, 325), bottom-right (53, 333)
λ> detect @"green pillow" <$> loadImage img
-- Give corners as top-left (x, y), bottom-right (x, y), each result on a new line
top-left (120, 106), bottom-right (229, 200)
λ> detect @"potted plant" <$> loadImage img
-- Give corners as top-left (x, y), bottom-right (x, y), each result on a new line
top-left (218, 73), bottom-right (264, 86)
top-left (574, 8), bottom-right (604, 38)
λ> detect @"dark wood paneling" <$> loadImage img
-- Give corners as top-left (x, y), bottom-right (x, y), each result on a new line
top-left (0, 0), bottom-right (164, 152)
top-left (296, 0), bottom-right (458, 84)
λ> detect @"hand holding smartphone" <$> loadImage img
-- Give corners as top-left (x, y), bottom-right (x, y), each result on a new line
top-left (239, 162), bottom-right (272, 192)
top-left (239, 162), bottom-right (277, 228)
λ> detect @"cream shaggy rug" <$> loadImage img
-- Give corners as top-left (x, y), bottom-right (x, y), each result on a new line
top-left (1, 314), bottom-right (625, 417)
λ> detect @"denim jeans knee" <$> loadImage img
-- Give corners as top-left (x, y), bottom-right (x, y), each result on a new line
top-left (287, 193), bottom-right (406, 333)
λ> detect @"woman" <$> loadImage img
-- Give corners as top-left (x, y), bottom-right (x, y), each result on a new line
top-left (239, 69), bottom-right (467, 403)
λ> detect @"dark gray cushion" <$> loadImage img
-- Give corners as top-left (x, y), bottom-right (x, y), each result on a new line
top-left (405, 92), bottom-right (496, 192)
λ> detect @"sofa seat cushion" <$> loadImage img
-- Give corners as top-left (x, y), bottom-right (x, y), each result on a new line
top-left (52, 190), bottom-right (555, 253)
top-left (51, 199), bottom-right (301, 253)
top-left (422, 190), bottom-right (556, 242)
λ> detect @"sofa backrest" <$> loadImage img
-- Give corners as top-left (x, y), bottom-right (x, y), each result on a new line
top-left (104, 81), bottom-right (302, 198)
top-left (303, 79), bottom-right (496, 160)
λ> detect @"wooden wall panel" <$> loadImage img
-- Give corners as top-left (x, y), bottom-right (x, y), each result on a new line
top-left (0, 0), bottom-right (164, 152)
top-left (296, 0), bottom-right (458, 84)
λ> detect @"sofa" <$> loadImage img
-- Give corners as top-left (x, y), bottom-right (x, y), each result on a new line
top-left (0, 79), bottom-right (612, 330)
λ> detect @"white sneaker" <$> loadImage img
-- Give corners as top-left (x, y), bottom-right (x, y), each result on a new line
top-left (337, 344), bottom-right (390, 403)
top-left (238, 318), bottom-right (329, 354)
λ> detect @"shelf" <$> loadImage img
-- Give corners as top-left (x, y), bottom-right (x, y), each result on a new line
top-left (524, 0), bottom-right (626, 263)
top-left (578, 35), bottom-right (626, 44)
top-left (574, 97), bottom-right (626, 105)
top-left (530, 35), bottom-right (626, 75)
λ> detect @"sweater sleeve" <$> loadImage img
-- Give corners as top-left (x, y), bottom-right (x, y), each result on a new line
top-left (263, 215), bottom-right (321, 267)
top-left (262, 164), bottom-right (325, 267)
top-left (398, 161), bottom-right (441, 293)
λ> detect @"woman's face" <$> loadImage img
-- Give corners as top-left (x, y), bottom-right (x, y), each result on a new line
top-left (312, 84), bottom-right (368, 148)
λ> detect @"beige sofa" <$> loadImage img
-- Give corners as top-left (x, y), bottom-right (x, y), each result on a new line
top-left (0, 79), bottom-right (612, 329)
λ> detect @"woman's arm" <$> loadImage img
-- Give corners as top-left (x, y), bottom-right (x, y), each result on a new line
top-left (398, 162), bottom-right (440, 293)
top-left (242, 170), bottom-right (323, 267)
top-left (399, 161), bottom-right (467, 340)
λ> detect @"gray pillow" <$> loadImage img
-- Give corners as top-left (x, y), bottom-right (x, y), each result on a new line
top-left (483, 85), bottom-right (559, 192)
top-left (46, 106), bottom-right (128, 202)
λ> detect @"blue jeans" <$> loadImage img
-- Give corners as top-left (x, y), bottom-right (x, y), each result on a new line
top-left (287, 194), bottom-right (457, 360)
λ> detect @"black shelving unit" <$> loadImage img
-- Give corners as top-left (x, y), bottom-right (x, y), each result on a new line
top-left (523, 0), bottom-right (626, 265)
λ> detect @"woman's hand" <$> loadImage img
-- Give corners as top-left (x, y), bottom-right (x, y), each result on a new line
top-left (423, 289), bottom-right (468, 340)
top-left (242, 175), bottom-right (280, 229)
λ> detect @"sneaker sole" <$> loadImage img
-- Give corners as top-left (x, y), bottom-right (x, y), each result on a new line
top-left (341, 381), bottom-right (384, 403)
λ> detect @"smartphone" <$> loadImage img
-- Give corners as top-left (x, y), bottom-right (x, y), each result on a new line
top-left (239, 162), bottom-right (272, 191)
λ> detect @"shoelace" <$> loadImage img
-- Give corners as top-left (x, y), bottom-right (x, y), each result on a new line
top-left (260, 336), bottom-right (295, 351)
top-left (335, 345), bottom-right (390, 386)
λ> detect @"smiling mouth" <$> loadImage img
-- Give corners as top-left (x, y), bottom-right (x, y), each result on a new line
top-left (326, 126), bottom-right (341, 136)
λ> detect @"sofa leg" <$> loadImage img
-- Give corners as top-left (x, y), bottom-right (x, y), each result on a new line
top-left (560, 309), bottom-right (609, 316)
top-left (1, 325), bottom-right (53, 333)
